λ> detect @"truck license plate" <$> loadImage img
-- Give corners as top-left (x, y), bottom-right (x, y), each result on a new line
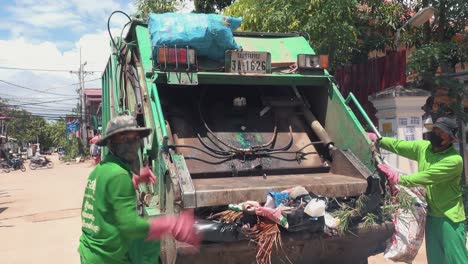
top-left (225, 51), bottom-right (271, 74)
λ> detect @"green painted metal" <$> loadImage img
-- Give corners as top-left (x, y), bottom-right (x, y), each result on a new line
top-left (155, 72), bottom-right (330, 86)
top-left (345, 92), bottom-right (381, 138)
top-left (234, 36), bottom-right (314, 63)
top-left (325, 83), bottom-right (374, 172)
top-left (134, 25), bottom-right (169, 216)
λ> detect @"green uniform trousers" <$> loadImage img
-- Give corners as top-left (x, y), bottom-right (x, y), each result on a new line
top-left (426, 215), bottom-right (468, 264)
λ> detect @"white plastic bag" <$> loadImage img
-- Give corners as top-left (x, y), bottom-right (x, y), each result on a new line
top-left (384, 186), bottom-right (427, 263)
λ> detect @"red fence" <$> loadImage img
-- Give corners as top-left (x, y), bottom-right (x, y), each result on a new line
top-left (333, 50), bottom-right (407, 124)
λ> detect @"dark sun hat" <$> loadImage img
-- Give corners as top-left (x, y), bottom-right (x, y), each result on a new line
top-left (433, 117), bottom-right (458, 140)
top-left (96, 115), bottom-right (152, 146)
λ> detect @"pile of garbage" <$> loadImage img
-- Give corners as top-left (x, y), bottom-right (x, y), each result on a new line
top-left (197, 186), bottom-right (342, 263)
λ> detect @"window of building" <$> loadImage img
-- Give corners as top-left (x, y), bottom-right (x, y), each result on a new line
top-left (405, 127), bottom-right (415, 134)
top-left (410, 116), bottom-right (420, 125)
top-left (399, 118), bottom-right (407, 126)
top-left (405, 135), bottom-right (415, 141)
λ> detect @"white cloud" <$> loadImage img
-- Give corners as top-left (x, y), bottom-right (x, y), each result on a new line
top-left (0, 29), bottom-right (117, 115)
top-left (6, 1), bottom-right (82, 29)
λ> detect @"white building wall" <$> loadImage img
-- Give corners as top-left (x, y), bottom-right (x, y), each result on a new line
top-left (371, 97), bottom-right (428, 174)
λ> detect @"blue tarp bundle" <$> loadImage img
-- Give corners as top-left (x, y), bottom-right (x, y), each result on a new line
top-left (148, 13), bottom-right (242, 61)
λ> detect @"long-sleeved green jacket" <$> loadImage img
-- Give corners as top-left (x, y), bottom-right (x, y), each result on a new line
top-left (78, 154), bottom-right (149, 264)
top-left (380, 137), bottom-right (465, 223)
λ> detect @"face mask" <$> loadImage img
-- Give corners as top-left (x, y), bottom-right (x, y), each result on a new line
top-left (429, 132), bottom-right (444, 148)
top-left (109, 141), bottom-right (140, 164)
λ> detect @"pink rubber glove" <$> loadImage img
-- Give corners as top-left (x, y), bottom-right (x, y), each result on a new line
top-left (368, 133), bottom-right (378, 143)
top-left (132, 166), bottom-right (156, 189)
top-left (146, 210), bottom-right (200, 247)
top-left (377, 164), bottom-right (399, 185)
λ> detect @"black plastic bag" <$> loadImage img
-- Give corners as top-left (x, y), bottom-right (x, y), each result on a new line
top-left (195, 220), bottom-right (248, 242)
top-left (286, 208), bottom-right (325, 233)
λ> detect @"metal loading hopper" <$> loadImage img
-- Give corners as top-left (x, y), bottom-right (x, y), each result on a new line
top-left (167, 103), bottom-right (370, 208)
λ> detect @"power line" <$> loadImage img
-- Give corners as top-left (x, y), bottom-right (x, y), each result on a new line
top-left (3, 98), bottom-right (78, 107)
top-left (0, 80), bottom-right (78, 96)
top-left (12, 106), bottom-right (75, 111)
top-left (0, 65), bottom-right (102, 73)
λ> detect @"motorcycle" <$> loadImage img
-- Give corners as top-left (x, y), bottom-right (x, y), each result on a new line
top-left (1, 158), bottom-right (10, 173)
top-left (29, 156), bottom-right (54, 170)
top-left (8, 158), bottom-right (26, 172)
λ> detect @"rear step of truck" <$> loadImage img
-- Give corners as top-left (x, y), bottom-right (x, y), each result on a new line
top-left (192, 173), bottom-right (367, 207)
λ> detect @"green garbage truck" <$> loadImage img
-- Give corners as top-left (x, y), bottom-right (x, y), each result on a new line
top-left (101, 16), bottom-right (393, 264)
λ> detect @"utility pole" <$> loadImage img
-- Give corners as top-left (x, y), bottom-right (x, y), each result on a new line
top-left (70, 48), bottom-right (95, 151)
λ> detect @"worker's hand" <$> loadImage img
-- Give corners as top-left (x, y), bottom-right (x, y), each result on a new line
top-left (368, 133), bottom-right (378, 143)
top-left (377, 164), bottom-right (399, 185)
top-left (171, 210), bottom-right (200, 246)
top-left (132, 166), bottom-right (156, 189)
top-left (147, 210), bottom-right (200, 247)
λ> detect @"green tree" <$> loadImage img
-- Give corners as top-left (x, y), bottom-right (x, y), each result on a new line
top-left (194, 0), bottom-right (233, 13)
top-left (224, 0), bottom-right (408, 69)
top-left (46, 120), bottom-right (67, 148)
top-left (134, 0), bottom-right (183, 19)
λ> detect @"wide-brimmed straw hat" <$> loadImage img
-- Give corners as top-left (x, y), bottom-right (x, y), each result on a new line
top-left (96, 115), bottom-right (152, 146)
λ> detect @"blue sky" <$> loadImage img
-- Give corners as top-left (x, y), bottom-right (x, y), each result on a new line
top-left (0, 0), bottom-right (135, 52)
top-left (0, 0), bottom-right (195, 119)
top-left (0, 0), bottom-right (137, 118)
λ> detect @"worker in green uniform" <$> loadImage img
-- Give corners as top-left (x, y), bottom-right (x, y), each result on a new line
top-left (369, 116), bottom-right (468, 264)
top-left (78, 115), bottom-right (199, 264)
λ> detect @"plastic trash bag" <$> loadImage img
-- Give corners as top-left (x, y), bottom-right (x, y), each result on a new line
top-left (286, 207), bottom-right (325, 233)
top-left (384, 186), bottom-right (427, 263)
top-left (148, 13), bottom-right (242, 61)
top-left (195, 220), bottom-right (247, 242)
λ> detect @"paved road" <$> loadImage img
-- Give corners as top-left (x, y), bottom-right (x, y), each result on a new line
top-left (0, 154), bottom-right (429, 263)
top-left (0, 155), bottom-right (91, 264)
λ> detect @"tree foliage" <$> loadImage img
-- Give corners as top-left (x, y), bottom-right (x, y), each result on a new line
top-left (194, 0), bottom-right (233, 13)
top-left (0, 100), bottom-right (67, 150)
top-left (224, 0), bottom-right (409, 68)
top-left (134, 0), bottom-right (181, 19)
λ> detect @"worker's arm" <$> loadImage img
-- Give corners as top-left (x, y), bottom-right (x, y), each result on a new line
top-left (379, 137), bottom-right (425, 161)
top-left (106, 173), bottom-right (149, 240)
top-left (400, 155), bottom-right (463, 186)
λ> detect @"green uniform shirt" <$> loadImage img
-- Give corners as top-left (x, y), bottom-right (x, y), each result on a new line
top-left (380, 137), bottom-right (465, 223)
top-left (78, 154), bottom-right (149, 264)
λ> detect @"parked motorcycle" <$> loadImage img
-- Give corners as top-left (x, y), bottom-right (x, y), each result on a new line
top-left (1, 158), bottom-right (10, 173)
top-left (29, 157), bottom-right (54, 170)
top-left (8, 158), bottom-right (26, 172)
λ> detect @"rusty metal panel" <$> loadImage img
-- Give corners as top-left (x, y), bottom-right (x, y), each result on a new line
top-left (170, 108), bottom-right (325, 177)
top-left (192, 173), bottom-right (367, 207)
top-left (171, 154), bottom-right (196, 208)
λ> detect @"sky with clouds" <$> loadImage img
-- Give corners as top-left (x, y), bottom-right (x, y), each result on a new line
top-left (0, 0), bottom-right (193, 119)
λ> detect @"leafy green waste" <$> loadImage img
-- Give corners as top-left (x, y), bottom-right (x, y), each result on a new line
top-left (333, 186), bottom-right (419, 236)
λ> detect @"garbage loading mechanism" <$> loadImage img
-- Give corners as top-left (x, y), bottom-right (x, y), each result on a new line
top-left (158, 85), bottom-right (374, 209)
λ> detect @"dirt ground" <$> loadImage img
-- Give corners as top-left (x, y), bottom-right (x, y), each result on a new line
top-left (0, 154), bottom-right (430, 263)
